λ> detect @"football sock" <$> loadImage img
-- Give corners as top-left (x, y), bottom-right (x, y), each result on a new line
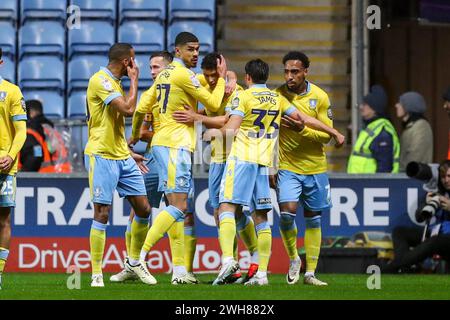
top-left (125, 218), bottom-right (132, 256)
top-left (279, 212), bottom-right (299, 260)
top-left (184, 226), bottom-right (197, 273)
top-left (233, 235), bottom-right (239, 261)
top-left (90, 221), bottom-right (107, 275)
top-left (256, 222), bottom-right (272, 273)
top-left (237, 214), bottom-right (258, 255)
top-left (218, 212), bottom-right (236, 259)
top-left (0, 248), bottom-right (9, 274)
top-left (167, 220), bottom-right (185, 269)
top-left (305, 216), bottom-right (322, 274)
top-left (129, 215), bottom-right (149, 262)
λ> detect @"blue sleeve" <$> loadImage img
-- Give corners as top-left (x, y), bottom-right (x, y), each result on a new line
top-left (369, 128), bottom-right (394, 173)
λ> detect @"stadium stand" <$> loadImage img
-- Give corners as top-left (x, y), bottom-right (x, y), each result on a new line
top-left (122, 54), bottom-right (153, 90)
top-left (2, 56), bottom-right (15, 83)
top-left (20, 0), bottom-right (67, 24)
top-left (19, 56), bottom-right (65, 92)
top-left (167, 21), bottom-right (214, 53)
top-left (70, 0), bottom-right (117, 24)
top-left (118, 21), bottom-right (165, 53)
top-left (23, 90), bottom-right (65, 119)
top-left (0, 22), bottom-right (16, 58)
top-left (68, 91), bottom-right (87, 119)
top-left (0, 0), bottom-right (18, 25)
top-left (169, 0), bottom-right (216, 23)
top-left (68, 21), bottom-right (116, 57)
top-left (68, 55), bottom-right (108, 93)
top-left (19, 21), bottom-right (66, 59)
top-left (119, 0), bottom-right (166, 24)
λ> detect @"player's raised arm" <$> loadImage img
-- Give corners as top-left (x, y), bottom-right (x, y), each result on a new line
top-left (131, 84), bottom-right (157, 143)
top-left (109, 57), bottom-right (140, 117)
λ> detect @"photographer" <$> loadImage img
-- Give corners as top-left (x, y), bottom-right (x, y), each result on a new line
top-left (384, 160), bottom-right (450, 273)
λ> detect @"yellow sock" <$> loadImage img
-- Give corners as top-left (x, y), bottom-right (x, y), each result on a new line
top-left (0, 260), bottom-right (5, 275)
top-left (218, 212), bottom-right (236, 259)
top-left (237, 216), bottom-right (258, 254)
top-left (90, 221), bottom-right (107, 275)
top-left (129, 216), bottom-right (149, 261)
top-left (142, 206), bottom-right (181, 253)
top-left (125, 220), bottom-right (132, 256)
top-left (279, 212), bottom-right (298, 260)
top-left (305, 216), bottom-right (322, 273)
top-left (233, 235), bottom-right (239, 261)
top-left (184, 226), bottom-right (197, 272)
top-left (0, 247), bottom-right (8, 274)
top-left (256, 223), bottom-right (272, 272)
top-left (168, 221), bottom-right (185, 267)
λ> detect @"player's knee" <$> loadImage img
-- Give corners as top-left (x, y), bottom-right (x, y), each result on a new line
top-left (279, 212), bottom-right (296, 231)
top-left (305, 215), bottom-right (321, 229)
top-left (280, 203), bottom-right (297, 214)
top-left (0, 216), bottom-right (11, 230)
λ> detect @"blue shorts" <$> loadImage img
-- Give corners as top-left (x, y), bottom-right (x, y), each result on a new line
top-left (209, 162), bottom-right (226, 209)
top-left (219, 157), bottom-right (272, 212)
top-left (0, 175), bottom-right (16, 208)
top-left (85, 155), bottom-right (147, 205)
top-left (277, 170), bottom-right (332, 212)
top-left (152, 146), bottom-right (192, 194)
top-left (143, 151), bottom-right (164, 208)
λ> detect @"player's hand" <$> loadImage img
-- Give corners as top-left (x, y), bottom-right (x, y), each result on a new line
top-left (0, 156), bottom-right (13, 171)
top-left (131, 152), bottom-right (149, 174)
top-left (127, 57), bottom-right (139, 82)
top-left (439, 195), bottom-right (450, 211)
top-left (281, 115), bottom-right (305, 132)
top-left (333, 131), bottom-right (346, 148)
top-left (269, 174), bottom-right (277, 189)
top-left (224, 71), bottom-right (237, 98)
top-left (203, 129), bottom-right (221, 141)
top-left (217, 55), bottom-right (228, 79)
top-left (173, 105), bottom-right (198, 124)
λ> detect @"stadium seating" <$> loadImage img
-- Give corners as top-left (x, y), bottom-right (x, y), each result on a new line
top-left (68, 55), bottom-right (108, 93)
top-left (0, 21), bottom-right (16, 58)
top-left (169, 0), bottom-right (216, 23)
top-left (119, 21), bottom-right (165, 53)
top-left (2, 56), bottom-right (16, 83)
top-left (68, 91), bottom-right (87, 119)
top-left (0, 0), bottom-right (18, 25)
top-left (119, 0), bottom-right (166, 24)
top-left (70, 0), bottom-right (117, 24)
top-left (19, 56), bottom-right (65, 92)
top-left (19, 21), bottom-right (65, 59)
top-left (23, 90), bottom-right (65, 119)
top-left (121, 54), bottom-right (153, 90)
top-left (168, 21), bottom-right (214, 53)
top-left (20, 0), bottom-right (67, 24)
top-left (68, 21), bottom-right (115, 57)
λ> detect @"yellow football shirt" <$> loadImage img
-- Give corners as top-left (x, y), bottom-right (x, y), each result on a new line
top-left (276, 81), bottom-right (333, 175)
top-left (137, 88), bottom-right (160, 153)
top-left (0, 77), bottom-right (27, 175)
top-left (134, 58), bottom-right (225, 152)
top-left (85, 67), bottom-right (130, 160)
top-left (229, 84), bottom-right (295, 167)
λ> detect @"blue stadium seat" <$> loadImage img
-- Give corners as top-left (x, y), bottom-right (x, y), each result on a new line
top-left (2, 56), bottom-right (15, 83)
top-left (0, 0), bottom-right (18, 25)
top-left (122, 54), bottom-right (153, 90)
top-left (20, 0), bottom-right (67, 24)
top-left (0, 22), bottom-right (16, 58)
top-left (19, 56), bottom-right (65, 92)
top-left (68, 91), bottom-right (87, 119)
top-left (70, 0), bottom-right (117, 24)
top-left (169, 0), bottom-right (216, 23)
top-left (119, 21), bottom-right (165, 53)
top-left (168, 21), bottom-right (214, 53)
top-left (19, 21), bottom-right (65, 59)
top-left (68, 55), bottom-right (108, 93)
top-left (119, 0), bottom-right (166, 24)
top-left (23, 90), bottom-right (65, 119)
top-left (68, 21), bottom-right (115, 57)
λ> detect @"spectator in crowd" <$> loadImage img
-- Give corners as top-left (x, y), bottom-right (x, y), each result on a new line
top-left (443, 87), bottom-right (450, 159)
top-left (348, 85), bottom-right (400, 173)
top-left (384, 160), bottom-right (450, 273)
top-left (395, 92), bottom-right (433, 172)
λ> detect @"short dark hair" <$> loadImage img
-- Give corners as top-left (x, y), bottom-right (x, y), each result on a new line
top-left (150, 51), bottom-right (174, 64)
top-left (175, 32), bottom-right (199, 47)
top-left (26, 100), bottom-right (43, 114)
top-left (201, 52), bottom-right (221, 70)
top-left (282, 51), bottom-right (310, 69)
top-left (108, 43), bottom-right (133, 63)
top-left (245, 59), bottom-right (269, 84)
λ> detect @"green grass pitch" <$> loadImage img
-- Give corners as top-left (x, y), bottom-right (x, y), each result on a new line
top-left (1, 273), bottom-right (450, 300)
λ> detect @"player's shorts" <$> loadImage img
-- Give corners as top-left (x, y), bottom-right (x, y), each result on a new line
top-left (277, 170), bottom-right (332, 211)
top-left (85, 155), bottom-right (147, 205)
top-left (0, 174), bottom-right (16, 208)
top-left (143, 151), bottom-right (164, 208)
top-left (208, 162), bottom-right (226, 209)
top-left (152, 146), bottom-right (192, 194)
top-left (219, 157), bottom-right (272, 212)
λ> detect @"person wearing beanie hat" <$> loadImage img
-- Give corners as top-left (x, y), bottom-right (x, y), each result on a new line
top-left (395, 91), bottom-right (433, 171)
top-left (348, 85), bottom-right (400, 173)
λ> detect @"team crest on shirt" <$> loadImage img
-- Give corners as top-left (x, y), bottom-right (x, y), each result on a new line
top-left (0, 91), bottom-right (7, 102)
top-left (20, 98), bottom-right (27, 112)
top-left (231, 96), bottom-right (240, 110)
top-left (309, 99), bottom-right (318, 110)
top-left (94, 187), bottom-right (102, 198)
top-left (190, 75), bottom-right (200, 89)
top-left (101, 78), bottom-right (113, 92)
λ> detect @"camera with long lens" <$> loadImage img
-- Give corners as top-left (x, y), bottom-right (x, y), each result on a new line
top-left (406, 162), bottom-right (439, 192)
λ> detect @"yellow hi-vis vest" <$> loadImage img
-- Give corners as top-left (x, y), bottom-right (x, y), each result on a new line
top-left (347, 118), bottom-right (400, 173)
